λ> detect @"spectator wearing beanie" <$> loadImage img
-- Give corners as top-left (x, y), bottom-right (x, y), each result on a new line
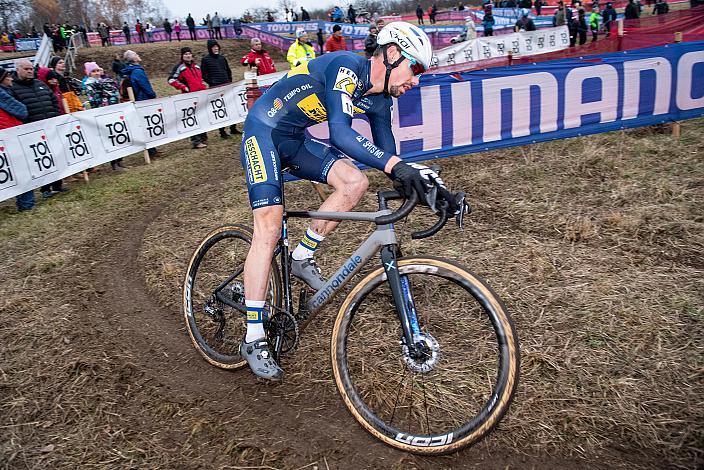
top-left (84, 62), bottom-right (126, 171)
top-left (42, 70), bottom-right (65, 114)
top-left (201, 39), bottom-right (240, 138)
top-left (240, 38), bottom-right (277, 75)
top-left (0, 66), bottom-right (34, 211)
top-left (49, 56), bottom-right (83, 113)
top-left (169, 47), bottom-right (208, 149)
top-left (325, 24), bottom-right (347, 52)
top-left (11, 58), bottom-right (67, 199)
top-left (287, 29), bottom-right (316, 67)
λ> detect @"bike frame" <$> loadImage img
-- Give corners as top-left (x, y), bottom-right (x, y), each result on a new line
top-left (282, 190), bottom-right (421, 349)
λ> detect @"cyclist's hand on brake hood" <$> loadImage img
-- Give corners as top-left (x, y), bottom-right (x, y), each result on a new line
top-left (390, 161), bottom-right (458, 215)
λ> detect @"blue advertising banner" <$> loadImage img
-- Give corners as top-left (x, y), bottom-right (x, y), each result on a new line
top-left (392, 41), bottom-right (704, 162)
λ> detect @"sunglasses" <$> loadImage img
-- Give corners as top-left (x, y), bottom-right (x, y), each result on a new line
top-left (400, 51), bottom-right (426, 76)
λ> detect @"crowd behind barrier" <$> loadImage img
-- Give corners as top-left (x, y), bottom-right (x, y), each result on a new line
top-left (2, 39), bottom-right (704, 204)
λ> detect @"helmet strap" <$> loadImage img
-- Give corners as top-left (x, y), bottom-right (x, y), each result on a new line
top-left (382, 44), bottom-right (405, 97)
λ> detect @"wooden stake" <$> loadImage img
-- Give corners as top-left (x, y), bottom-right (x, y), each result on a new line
top-left (62, 97), bottom-right (89, 182)
top-left (127, 87), bottom-right (151, 164)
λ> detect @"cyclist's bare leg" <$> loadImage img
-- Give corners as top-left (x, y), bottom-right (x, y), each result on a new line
top-left (244, 204), bottom-right (283, 301)
top-left (309, 159), bottom-right (369, 236)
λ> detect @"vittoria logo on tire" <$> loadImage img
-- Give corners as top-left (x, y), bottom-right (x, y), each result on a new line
top-left (0, 140), bottom-right (16, 189)
top-left (58, 120), bottom-right (93, 165)
top-left (394, 432), bottom-right (454, 447)
top-left (17, 129), bottom-right (58, 179)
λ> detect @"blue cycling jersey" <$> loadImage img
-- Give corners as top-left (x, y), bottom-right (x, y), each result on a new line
top-left (240, 51), bottom-right (397, 209)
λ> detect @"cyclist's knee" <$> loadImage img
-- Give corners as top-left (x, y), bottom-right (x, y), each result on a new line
top-left (329, 160), bottom-right (368, 197)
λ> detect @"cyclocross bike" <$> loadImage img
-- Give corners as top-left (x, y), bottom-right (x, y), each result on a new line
top-left (182, 166), bottom-right (520, 455)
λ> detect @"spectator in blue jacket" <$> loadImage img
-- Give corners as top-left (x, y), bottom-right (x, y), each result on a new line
top-left (121, 50), bottom-right (157, 157)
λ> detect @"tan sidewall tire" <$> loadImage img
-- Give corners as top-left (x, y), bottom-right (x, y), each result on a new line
top-left (330, 256), bottom-right (519, 455)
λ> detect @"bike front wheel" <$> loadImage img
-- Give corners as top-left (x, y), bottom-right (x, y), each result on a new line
top-left (331, 256), bottom-right (519, 455)
top-left (183, 225), bottom-right (282, 369)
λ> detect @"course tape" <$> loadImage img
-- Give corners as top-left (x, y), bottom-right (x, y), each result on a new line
top-left (1, 41), bottom-right (703, 202)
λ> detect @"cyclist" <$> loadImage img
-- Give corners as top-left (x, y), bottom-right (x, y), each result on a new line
top-left (239, 22), bottom-right (458, 380)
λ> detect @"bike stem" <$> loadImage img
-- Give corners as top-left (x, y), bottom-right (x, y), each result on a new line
top-left (380, 245), bottom-right (416, 349)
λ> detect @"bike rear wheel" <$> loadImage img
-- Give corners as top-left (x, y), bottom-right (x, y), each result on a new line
top-left (331, 256), bottom-right (519, 454)
top-left (183, 225), bottom-right (282, 369)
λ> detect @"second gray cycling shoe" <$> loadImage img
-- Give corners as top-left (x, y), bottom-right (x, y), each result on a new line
top-left (240, 337), bottom-right (284, 380)
top-left (290, 256), bottom-right (327, 291)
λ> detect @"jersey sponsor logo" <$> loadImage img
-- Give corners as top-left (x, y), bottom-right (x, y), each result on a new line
top-left (283, 83), bottom-right (313, 102)
top-left (297, 93), bottom-right (327, 123)
top-left (245, 136), bottom-right (268, 184)
top-left (267, 98), bottom-right (284, 118)
top-left (341, 94), bottom-right (354, 117)
top-left (333, 67), bottom-right (359, 96)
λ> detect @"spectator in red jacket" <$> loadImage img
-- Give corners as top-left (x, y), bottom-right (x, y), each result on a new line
top-left (168, 47), bottom-right (208, 149)
top-left (324, 24), bottom-right (347, 52)
top-left (240, 38), bottom-right (277, 75)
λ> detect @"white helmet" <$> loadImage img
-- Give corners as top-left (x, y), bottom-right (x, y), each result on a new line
top-left (376, 21), bottom-right (433, 70)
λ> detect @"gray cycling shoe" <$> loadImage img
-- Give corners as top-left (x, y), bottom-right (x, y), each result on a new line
top-left (290, 257), bottom-right (327, 291)
top-left (240, 337), bottom-right (284, 381)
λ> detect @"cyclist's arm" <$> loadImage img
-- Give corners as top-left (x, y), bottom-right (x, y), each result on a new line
top-left (324, 62), bottom-right (396, 173)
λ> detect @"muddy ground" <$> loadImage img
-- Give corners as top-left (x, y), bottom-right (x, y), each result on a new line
top-left (0, 94), bottom-right (702, 468)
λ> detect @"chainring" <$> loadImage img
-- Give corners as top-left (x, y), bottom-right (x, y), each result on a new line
top-left (266, 311), bottom-right (299, 357)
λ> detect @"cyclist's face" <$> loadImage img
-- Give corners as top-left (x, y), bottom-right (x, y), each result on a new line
top-left (388, 61), bottom-right (420, 98)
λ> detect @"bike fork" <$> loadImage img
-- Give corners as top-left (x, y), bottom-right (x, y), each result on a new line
top-left (380, 246), bottom-right (420, 348)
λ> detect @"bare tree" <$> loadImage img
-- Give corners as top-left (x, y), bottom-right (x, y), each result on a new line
top-left (0, 0), bottom-right (27, 31)
top-left (277, 0), bottom-right (297, 16)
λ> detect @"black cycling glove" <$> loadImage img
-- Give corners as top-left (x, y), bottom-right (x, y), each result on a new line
top-left (390, 162), bottom-right (458, 215)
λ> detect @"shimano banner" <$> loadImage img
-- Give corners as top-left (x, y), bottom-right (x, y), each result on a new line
top-left (1, 42), bottom-right (703, 202)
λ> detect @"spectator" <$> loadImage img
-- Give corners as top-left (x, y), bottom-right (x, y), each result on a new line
top-left (40, 70), bottom-right (65, 113)
top-left (241, 38), bottom-right (277, 75)
top-left (174, 20), bottom-right (182, 41)
top-left (429, 4), bottom-right (438, 24)
top-left (332, 6), bottom-right (344, 22)
top-left (348, 4), bottom-right (357, 24)
top-left (316, 28), bottom-right (325, 55)
top-left (205, 14), bottom-right (213, 39)
top-left (602, 2), bottom-right (617, 36)
top-left (301, 7), bottom-right (311, 21)
top-left (652, 0), bottom-right (669, 14)
top-left (534, 0), bottom-right (544, 15)
top-left (376, 19), bottom-right (385, 29)
top-left (164, 18), bottom-right (173, 41)
top-left (145, 22), bottom-right (154, 42)
top-left (11, 58), bottom-right (66, 199)
top-left (213, 12), bottom-right (222, 39)
top-left (0, 66), bottom-right (32, 211)
top-left (267, 11), bottom-right (275, 22)
top-left (554, 2), bottom-right (567, 26)
top-left (589, 7), bottom-right (600, 40)
top-left (168, 47), bottom-right (208, 149)
top-left (186, 13), bottom-right (197, 40)
top-left (97, 22), bottom-right (110, 47)
top-left (136, 20), bottom-right (145, 43)
top-left (624, 0), bottom-right (640, 18)
top-left (416, 4), bottom-right (425, 25)
top-left (201, 39), bottom-right (240, 137)
top-left (111, 52), bottom-right (124, 76)
top-left (284, 8), bottom-right (293, 22)
top-left (287, 29), bottom-right (316, 68)
top-left (325, 24), bottom-right (347, 52)
top-left (515, 11), bottom-right (536, 31)
top-left (121, 51), bottom-right (157, 157)
top-left (567, 8), bottom-right (578, 45)
top-left (293, 9), bottom-right (299, 21)
top-left (47, 56), bottom-right (83, 113)
top-left (233, 17), bottom-right (243, 38)
top-left (458, 2), bottom-right (465, 9)
top-left (483, 13), bottom-right (495, 35)
top-left (364, 26), bottom-right (378, 58)
top-left (577, 8), bottom-right (588, 44)
top-left (372, 11), bottom-right (380, 23)
top-left (122, 22), bottom-right (131, 43)
top-left (84, 62), bottom-right (126, 170)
